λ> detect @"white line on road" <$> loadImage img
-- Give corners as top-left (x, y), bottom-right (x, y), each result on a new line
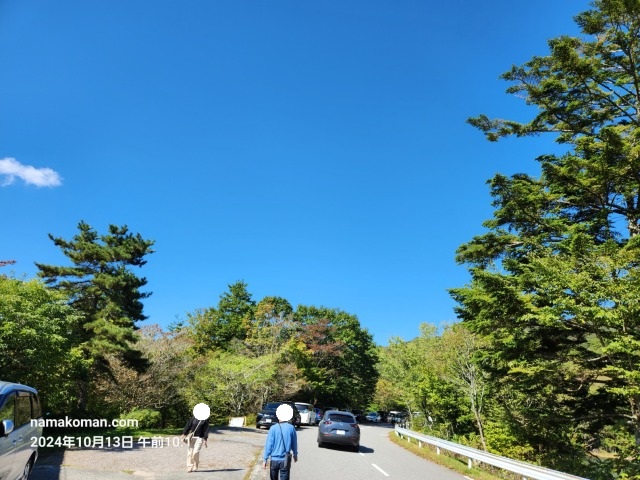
top-left (372, 463), bottom-right (390, 477)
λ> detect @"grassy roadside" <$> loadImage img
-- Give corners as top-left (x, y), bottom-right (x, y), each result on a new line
top-left (389, 431), bottom-right (510, 480)
top-left (243, 449), bottom-right (263, 480)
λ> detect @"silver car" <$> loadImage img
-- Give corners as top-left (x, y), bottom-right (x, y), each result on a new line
top-left (365, 411), bottom-right (381, 423)
top-left (317, 410), bottom-right (360, 451)
top-left (0, 381), bottom-right (43, 480)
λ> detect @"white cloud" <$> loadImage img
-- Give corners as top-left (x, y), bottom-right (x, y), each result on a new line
top-left (0, 157), bottom-right (62, 187)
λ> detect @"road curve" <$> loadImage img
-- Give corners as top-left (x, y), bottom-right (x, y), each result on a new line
top-left (251, 423), bottom-right (466, 480)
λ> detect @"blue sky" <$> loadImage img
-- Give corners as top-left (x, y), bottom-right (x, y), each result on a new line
top-left (1, 0), bottom-right (585, 345)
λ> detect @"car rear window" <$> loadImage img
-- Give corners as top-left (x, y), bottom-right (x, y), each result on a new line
top-left (263, 403), bottom-right (281, 410)
top-left (328, 413), bottom-right (355, 423)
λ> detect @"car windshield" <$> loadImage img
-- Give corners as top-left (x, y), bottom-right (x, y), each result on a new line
top-left (296, 405), bottom-right (309, 412)
top-left (328, 413), bottom-right (355, 423)
top-left (263, 403), bottom-right (282, 410)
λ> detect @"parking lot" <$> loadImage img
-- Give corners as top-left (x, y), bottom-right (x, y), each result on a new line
top-left (30, 427), bottom-right (266, 480)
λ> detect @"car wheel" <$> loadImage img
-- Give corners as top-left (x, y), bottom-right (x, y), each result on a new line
top-left (317, 440), bottom-right (324, 448)
top-left (353, 445), bottom-right (359, 452)
top-left (19, 458), bottom-right (33, 480)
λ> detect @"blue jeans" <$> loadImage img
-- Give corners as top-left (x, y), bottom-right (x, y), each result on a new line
top-left (270, 458), bottom-right (290, 480)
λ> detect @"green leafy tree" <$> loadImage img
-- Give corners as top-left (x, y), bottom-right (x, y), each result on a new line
top-left (36, 221), bottom-right (154, 411)
top-left (0, 276), bottom-right (85, 414)
top-left (375, 325), bottom-right (469, 439)
top-left (183, 351), bottom-right (302, 422)
top-left (92, 324), bottom-right (194, 426)
top-left (293, 305), bottom-right (378, 408)
top-left (244, 296), bottom-right (294, 356)
top-left (455, 1), bottom-right (640, 476)
top-left (440, 324), bottom-right (489, 450)
top-left (188, 280), bottom-right (256, 352)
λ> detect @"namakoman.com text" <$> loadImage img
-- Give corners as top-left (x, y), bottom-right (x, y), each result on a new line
top-left (31, 417), bottom-right (139, 428)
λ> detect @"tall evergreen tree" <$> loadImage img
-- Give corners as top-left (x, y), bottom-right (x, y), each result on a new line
top-left (188, 280), bottom-right (256, 352)
top-left (453, 1), bottom-right (640, 476)
top-left (36, 221), bottom-right (154, 411)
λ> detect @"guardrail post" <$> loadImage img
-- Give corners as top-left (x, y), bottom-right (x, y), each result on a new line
top-left (436, 446), bottom-right (440, 455)
top-left (468, 457), bottom-right (473, 469)
top-left (418, 441), bottom-right (422, 448)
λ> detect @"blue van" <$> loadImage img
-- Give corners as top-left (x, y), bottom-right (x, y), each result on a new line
top-left (0, 381), bottom-right (43, 480)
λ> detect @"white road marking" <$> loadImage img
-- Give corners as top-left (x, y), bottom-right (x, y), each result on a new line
top-left (372, 463), bottom-right (390, 477)
top-left (464, 476), bottom-right (474, 480)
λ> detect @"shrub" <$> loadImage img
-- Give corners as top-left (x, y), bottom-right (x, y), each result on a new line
top-left (120, 409), bottom-right (162, 429)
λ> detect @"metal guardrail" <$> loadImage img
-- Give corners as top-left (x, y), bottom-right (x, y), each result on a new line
top-left (394, 426), bottom-right (590, 480)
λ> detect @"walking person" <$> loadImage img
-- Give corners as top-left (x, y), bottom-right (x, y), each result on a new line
top-left (263, 403), bottom-right (298, 480)
top-left (181, 404), bottom-right (210, 473)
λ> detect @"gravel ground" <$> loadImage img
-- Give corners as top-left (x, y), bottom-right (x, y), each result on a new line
top-left (31, 427), bottom-right (268, 480)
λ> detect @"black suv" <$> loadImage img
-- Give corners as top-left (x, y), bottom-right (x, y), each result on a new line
top-left (256, 401), bottom-right (301, 429)
top-left (350, 409), bottom-right (366, 423)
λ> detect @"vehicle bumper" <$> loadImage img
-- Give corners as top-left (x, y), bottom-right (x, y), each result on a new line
top-left (318, 432), bottom-right (359, 446)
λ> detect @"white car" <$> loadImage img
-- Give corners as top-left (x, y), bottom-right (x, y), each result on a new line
top-left (294, 403), bottom-right (316, 425)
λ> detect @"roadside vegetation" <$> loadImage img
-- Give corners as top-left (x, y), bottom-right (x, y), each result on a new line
top-left (389, 432), bottom-right (506, 480)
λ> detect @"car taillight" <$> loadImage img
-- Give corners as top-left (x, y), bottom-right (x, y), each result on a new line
top-left (324, 421), bottom-right (332, 425)
top-left (350, 423), bottom-right (359, 429)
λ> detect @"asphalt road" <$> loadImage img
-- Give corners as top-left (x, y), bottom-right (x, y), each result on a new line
top-left (27, 423), bottom-right (468, 480)
top-left (251, 423), bottom-right (467, 480)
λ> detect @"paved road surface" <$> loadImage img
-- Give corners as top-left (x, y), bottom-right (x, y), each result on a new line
top-left (30, 427), bottom-right (265, 480)
top-left (251, 423), bottom-right (467, 480)
top-left (28, 424), bottom-right (467, 480)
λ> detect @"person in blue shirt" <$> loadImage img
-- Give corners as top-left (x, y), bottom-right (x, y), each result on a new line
top-left (263, 403), bottom-right (299, 479)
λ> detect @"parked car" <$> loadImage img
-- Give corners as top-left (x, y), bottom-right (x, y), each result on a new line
top-left (323, 406), bottom-right (340, 412)
top-left (294, 403), bottom-right (316, 425)
top-left (0, 381), bottom-right (43, 480)
top-left (365, 411), bottom-right (381, 423)
top-left (317, 410), bottom-right (360, 451)
top-left (256, 401), bottom-right (301, 429)
top-left (313, 408), bottom-right (322, 424)
top-left (350, 409), bottom-right (366, 423)
top-left (388, 411), bottom-right (409, 426)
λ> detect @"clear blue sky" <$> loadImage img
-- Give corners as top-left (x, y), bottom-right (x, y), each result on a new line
top-left (1, 0), bottom-right (585, 345)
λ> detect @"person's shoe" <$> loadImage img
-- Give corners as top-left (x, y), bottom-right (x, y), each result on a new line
top-left (187, 467), bottom-right (193, 472)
